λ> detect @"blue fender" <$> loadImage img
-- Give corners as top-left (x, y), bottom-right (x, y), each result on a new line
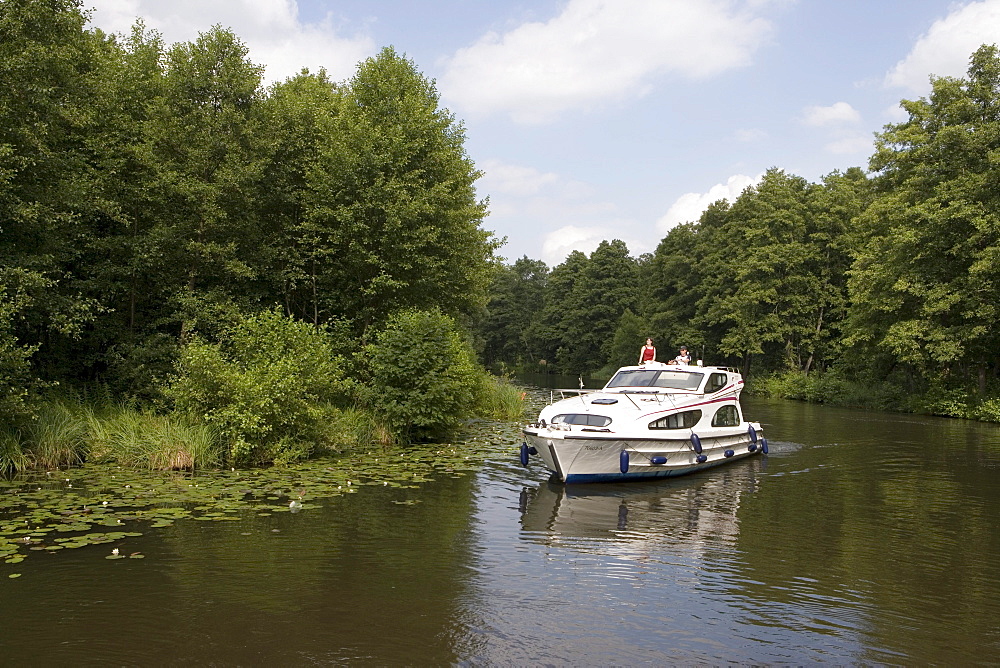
top-left (650, 456), bottom-right (667, 465)
top-left (724, 449), bottom-right (734, 458)
top-left (620, 450), bottom-right (630, 474)
top-left (748, 425), bottom-right (758, 443)
top-left (761, 438), bottom-right (769, 454)
top-left (519, 442), bottom-right (530, 467)
top-left (690, 433), bottom-right (703, 454)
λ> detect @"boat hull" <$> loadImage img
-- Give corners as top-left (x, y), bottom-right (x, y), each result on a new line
top-left (523, 428), bottom-right (763, 483)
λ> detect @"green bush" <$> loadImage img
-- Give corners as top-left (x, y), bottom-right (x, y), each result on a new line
top-left (906, 383), bottom-right (972, 418)
top-left (753, 368), bottom-right (907, 411)
top-left (167, 308), bottom-right (352, 465)
top-left (0, 288), bottom-right (40, 425)
top-left (365, 309), bottom-right (481, 442)
top-left (968, 398), bottom-right (1000, 423)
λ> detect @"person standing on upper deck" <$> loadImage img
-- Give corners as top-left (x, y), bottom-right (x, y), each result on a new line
top-left (639, 338), bottom-right (656, 364)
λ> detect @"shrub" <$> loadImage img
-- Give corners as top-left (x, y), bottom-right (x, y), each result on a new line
top-left (365, 309), bottom-right (481, 442)
top-left (0, 288), bottom-right (40, 424)
top-left (906, 384), bottom-right (972, 418)
top-left (167, 308), bottom-right (352, 465)
top-left (752, 368), bottom-right (907, 411)
top-left (968, 398), bottom-right (1000, 423)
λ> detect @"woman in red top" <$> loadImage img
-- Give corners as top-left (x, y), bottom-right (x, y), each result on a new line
top-left (638, 338), bottom-right (656, 364)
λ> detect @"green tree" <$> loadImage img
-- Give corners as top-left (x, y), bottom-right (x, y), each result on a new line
top-left (535, 250), bottom-right (588, 374)
top-left (847, 44), bottom-right (1000, 391)
top-left (255, 69), bottom-right (343, 325)
top-left (692, 170), bottom-right (816, 374)
top-left (305, 47), bottom-right (499, 334)
top-left (801, 168), bottom-right (870, 373)
top-left (643, 219), bottom-right (712, 357)
top-left (144, 26), bottom-right (265, 341)
top-left (479, 256), bottom-right (549, 371)
top-left (0, 0), bottom-right (105, 384)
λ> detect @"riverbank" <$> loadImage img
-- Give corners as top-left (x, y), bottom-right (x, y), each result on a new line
top-left (751, 369), bottom-right (1000, 422)
top-left (0, 377), bottom-right (527, 476)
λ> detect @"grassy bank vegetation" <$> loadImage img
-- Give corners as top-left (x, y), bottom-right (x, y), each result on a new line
top-left (752, 368), bottom-right (1000, 423)
top-left (1, 309), bottom-right (526, 476)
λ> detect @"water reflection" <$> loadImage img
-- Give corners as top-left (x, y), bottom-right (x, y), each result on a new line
top-left (518, 467), bottom-right (761, 552)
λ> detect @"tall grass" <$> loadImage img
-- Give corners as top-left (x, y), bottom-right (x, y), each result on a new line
top-left (314, 405), bottom-right (397, 453)
top-left (27, 398), bottom-right (90, 468)
top-left (0, 429), bottom-right (29, 475)
top-left (86, 408), bottom-right (221, 469)
top-left (15, 396), bottom-right (223, 470)
top-left (477, 375), bottom-right (529, 421)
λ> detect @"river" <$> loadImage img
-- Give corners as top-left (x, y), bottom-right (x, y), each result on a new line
top-left (2, 395), bottom-right (1000, 665)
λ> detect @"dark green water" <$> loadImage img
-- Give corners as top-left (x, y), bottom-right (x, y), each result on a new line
top-left (2, 396), bottom-right (1000, 665)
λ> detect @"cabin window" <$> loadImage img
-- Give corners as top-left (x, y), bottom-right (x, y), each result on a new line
top-left (651, 371), bottom-right (704, 391)
top-left (551, 413), bottom-right (612, 427)
top-left (606, 369), bottom-right (703, 391)
top-left (606, 369), bottom-right (659, 387)
top-left (711, 404), bottom-right (740, 427)
top-left (649, 410), bottom-right (702, 430)
top-left (705, 373), bottom-right (728, 393)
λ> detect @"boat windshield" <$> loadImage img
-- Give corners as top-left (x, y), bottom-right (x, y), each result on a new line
top-left (606, 369), bottom-right (704, 391)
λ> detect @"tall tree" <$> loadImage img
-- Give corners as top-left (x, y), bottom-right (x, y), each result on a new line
top-left (847, 44), bottom-right (1000, 391)
top-left (304, 47), bottom-right (499, 334)
top-left (694, 169), bottom-right (816, 375)
top-left (256, 70), bottom-right (343, 325)
top-left (144, 26), bottom-right (265, 340)
top-left (479, 256), bottom-right (549, 370)
top-left (0, 0), bottom-right (106, 385)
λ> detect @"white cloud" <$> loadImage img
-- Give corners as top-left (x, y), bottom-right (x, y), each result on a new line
top-left (476, 160), bottom-right (561, 198)
top-left (886, 0), bottom-right (1000, 93)
top-left (85, 0), bottom-right (376, 84)
top-left (656, 173), bottom-right (763, 233)
top-left (441, 0), bottom-right (775, 124)
top-left (801, 101), bottom-right (861, 126)
top-left (541, 226), bottom-right (610, 265)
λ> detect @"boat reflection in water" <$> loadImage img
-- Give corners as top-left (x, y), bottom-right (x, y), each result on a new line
top-left (518, 462), bottom-right (763, 554)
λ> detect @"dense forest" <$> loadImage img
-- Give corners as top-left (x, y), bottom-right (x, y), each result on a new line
top-left (1, 0), bottom-right (514, 470)
top-left (4, 1), bottom-right (1000, 475)
top-left (478, 44), bottom-right (1000, 422)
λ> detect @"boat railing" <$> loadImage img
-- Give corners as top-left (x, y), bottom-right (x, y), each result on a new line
top-left (550, 388), bottom-right (597, 404)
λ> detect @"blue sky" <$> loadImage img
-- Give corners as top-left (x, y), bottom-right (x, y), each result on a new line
top-left (86, 0), bottom-right (1000, 265)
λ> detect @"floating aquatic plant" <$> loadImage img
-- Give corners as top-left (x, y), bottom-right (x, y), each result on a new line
top-left (0, 414), bottom-right (527, 569)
